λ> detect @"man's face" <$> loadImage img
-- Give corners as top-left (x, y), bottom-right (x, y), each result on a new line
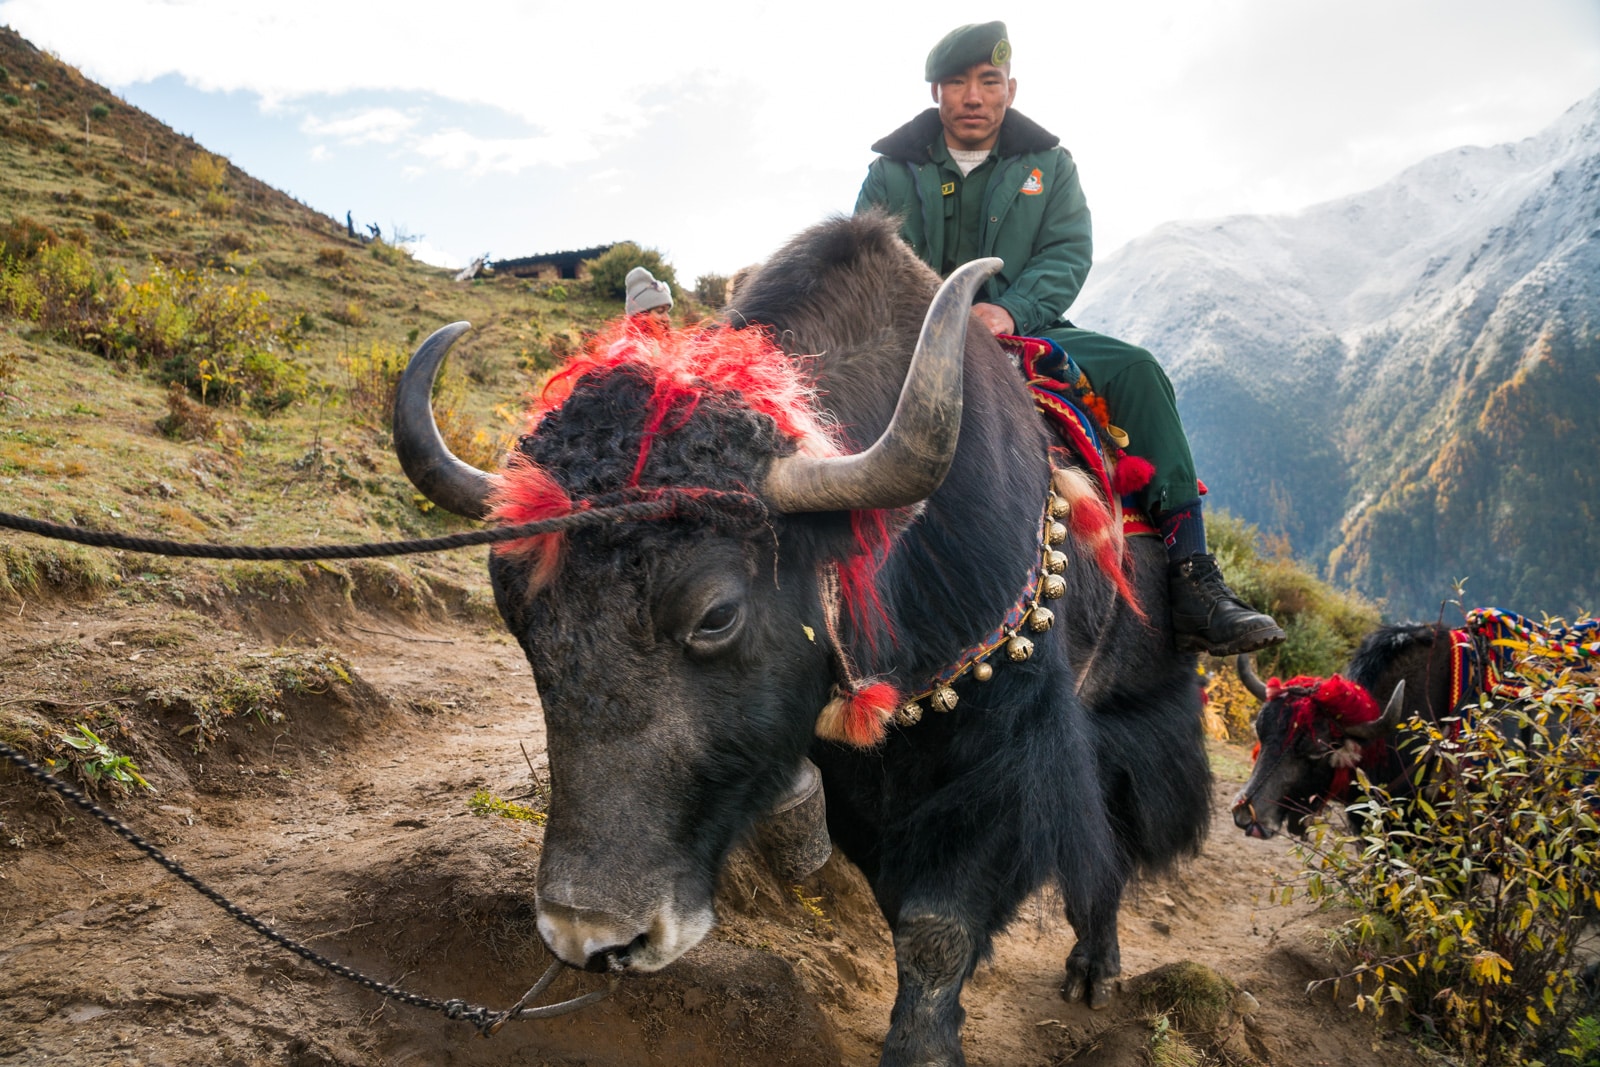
top-left (932, 61), bottom-right (1016, 153)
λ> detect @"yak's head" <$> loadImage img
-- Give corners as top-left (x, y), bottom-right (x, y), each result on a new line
top-left (392, 257), bottom-right (998, 973)
top-left (1230, 655), bottom-right (1405, 839)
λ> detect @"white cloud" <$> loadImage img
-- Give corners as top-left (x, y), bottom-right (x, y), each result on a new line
top-left (301, 107), bottom-right (416, 145)
top-left (406, 237), bottom-right (463, 271)
top-left (411, 127), bottom-right (600, 175)
top-left (4, 0), bottom-right (1596, 273)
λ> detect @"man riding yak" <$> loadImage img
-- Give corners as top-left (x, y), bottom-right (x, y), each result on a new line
top-left (856, 21), bottom-right (1283, 657)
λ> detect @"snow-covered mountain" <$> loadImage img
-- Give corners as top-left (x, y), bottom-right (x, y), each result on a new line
top-left (1074, 90), bottom-right (1600, 619)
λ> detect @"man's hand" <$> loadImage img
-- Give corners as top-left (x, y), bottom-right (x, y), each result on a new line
top-left (970, 302), bottom-right (1015, 336)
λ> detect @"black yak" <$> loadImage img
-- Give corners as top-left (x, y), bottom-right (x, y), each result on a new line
top-left (1230, 622), bottom-right (1479, 839)
top-left (393, 213), bottom-right (1211, 1066)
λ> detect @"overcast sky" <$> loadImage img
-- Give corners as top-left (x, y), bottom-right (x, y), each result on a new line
top-left (3, 1), bottom-right (1597, 281)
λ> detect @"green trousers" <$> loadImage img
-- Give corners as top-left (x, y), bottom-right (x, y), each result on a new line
top-left (1039, 326), bottom-right (1198, 519)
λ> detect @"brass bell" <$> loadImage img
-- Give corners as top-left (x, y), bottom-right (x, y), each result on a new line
top-left (896, 701), bottom-right (923, 726)
top-left (1007, 634), bottom-right (1034, 662)
top-left (972, 661), bottom-right (994, 682)
top-left (1048, 493), bottom-right (1070, 519)
top-left (931, 685), bottom-right (959, 713)
top-left (1041, 573), bottom-right (1067, 600)
top-left (1046, 549), bottom-right (1068, 574)
top-left (1046, 520), bottom-right (1068, 545)
top-left (1029, 606), bottom-right (1055, 632)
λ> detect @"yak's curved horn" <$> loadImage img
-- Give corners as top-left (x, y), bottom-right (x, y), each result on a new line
top-left (761, 257), bottom-right (1003, 513)
top-left (1344, 679), bottom-right (1407, 741)
top-left (1236, 654), bottom-right (1269, 702)
top-left (392, 321), bottom-right (494, 520)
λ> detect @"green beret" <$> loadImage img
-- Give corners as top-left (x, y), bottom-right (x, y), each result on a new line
top-left (924, 21), bottom-right (1011, 82)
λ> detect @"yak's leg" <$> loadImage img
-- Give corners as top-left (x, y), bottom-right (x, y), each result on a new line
top-left (881, 910), bottom-right (977, 1067)
top-left (1062, 885), bottom-right (1124, 1009)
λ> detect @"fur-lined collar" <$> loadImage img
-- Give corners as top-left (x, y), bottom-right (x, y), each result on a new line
top-left (869, 108), bottom-right (1061, 162)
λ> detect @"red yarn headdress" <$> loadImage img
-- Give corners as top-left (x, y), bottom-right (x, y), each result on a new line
top-left (1255, 673), bottom-right (1386, 803)
top-left (489, 317), bottom-right (851, 572)
top-left (487, 317), bottom-right (909, 746)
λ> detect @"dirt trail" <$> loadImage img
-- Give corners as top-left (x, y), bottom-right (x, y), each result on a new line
top-left (0, 595), bottom-right (1422, 1067)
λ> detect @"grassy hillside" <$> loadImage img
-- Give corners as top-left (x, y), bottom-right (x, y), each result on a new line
top-left (0, 27), bottom-right (652, 619)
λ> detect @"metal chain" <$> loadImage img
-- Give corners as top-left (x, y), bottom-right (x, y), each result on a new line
top-left (0, 488), bottom-right (772, 1030)
top-left (0, 488), bottom-right (767, 561)
top-left (0, 739), bottom-right (614, 1035)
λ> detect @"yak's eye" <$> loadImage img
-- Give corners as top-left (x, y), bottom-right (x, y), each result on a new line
top-left (668, 561), bottom-right (749, 656)
top-left (696, 602), bottom-right (739, 637)
top-left (684, 599), bottom-right (744, 657)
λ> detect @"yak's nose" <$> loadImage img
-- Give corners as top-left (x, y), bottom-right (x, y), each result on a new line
top-left (1231, 790), bottom-right (1273, 837)
top-left (580, 933), bottom-right (649, 973)
top-left (536, 899), bottom-right (648, 970)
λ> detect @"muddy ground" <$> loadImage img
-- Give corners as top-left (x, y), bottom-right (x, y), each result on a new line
top-left (0, 583), bottom-right (1426, 1067)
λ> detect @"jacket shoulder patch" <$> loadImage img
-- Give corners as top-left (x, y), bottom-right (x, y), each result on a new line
top-left (1020, 168), bottom-right (1044, 196)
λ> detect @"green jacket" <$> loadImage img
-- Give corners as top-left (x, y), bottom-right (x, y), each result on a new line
top-left (854, 108), bottom-right (1092, 334)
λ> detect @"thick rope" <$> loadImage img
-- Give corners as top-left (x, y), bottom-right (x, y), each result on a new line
top-left (0, 739), bottom-right (613, 1034)
top-left (0, 490), bottom-right (768, 561)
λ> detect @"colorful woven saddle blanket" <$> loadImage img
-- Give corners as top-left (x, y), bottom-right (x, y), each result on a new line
top-left (998, 334), bottom-right (1160, 537)
top-left (1449, 607), bottom-right (1600, 706)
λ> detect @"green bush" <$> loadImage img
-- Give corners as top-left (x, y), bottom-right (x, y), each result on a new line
top-left (111, 261), bottom-right (303, 411)
top-left (583, 241), bottom-right (677, 302)
top-left (339, 339), bottom-right (408, 428)
top-left (1, 242), bottom-right (303, 411)
top-left (0, 240), bottom-right (106, 345)
top-left (696, 272), bottom-right (729, 307)
top-left (89, 102), bottom-right (109, 121)
top-left (0, 216), bottom-right (60, 260)
top-left (1287, 645), bottom-right (1600, 1066)
top-left (1208, 510), bottom-right (1380, 679)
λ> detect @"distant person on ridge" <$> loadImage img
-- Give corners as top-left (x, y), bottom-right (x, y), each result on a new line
top-left (855, 20), bottom-right (1284, 657)
top-left (624, 266), bottom-right (673, 324)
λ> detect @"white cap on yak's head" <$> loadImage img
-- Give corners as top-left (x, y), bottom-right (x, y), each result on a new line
top-left (625, 266), bottom-right (673, 316)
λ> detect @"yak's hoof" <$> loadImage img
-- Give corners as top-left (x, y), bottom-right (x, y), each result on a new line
top-left (1062, 960), bottom-right (1117, 1010)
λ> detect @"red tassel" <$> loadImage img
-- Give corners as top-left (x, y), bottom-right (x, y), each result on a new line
top-left (1110, 455), bottom-right (1154, 495)
top-left (488, 453), bottom-right (575, 590)
top-left (815, 682), bottom-right (901, 748)
top-left (1055, 466), bottom-right (1145, 619)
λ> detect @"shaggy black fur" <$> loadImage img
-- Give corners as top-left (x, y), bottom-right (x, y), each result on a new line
top-left (497, 212), bottom-right (1210, 1067)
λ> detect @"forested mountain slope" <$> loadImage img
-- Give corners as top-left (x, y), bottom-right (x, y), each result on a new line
top-left (1076, 90), bottom-right (1600, 618)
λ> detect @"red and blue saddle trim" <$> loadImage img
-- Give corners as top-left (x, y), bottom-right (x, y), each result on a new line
top-left (999, 334), bottom-right (1158, 537)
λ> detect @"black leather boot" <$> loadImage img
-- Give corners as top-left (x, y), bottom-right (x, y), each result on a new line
top-left (1168, 553), bottom-right (1286, 655)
